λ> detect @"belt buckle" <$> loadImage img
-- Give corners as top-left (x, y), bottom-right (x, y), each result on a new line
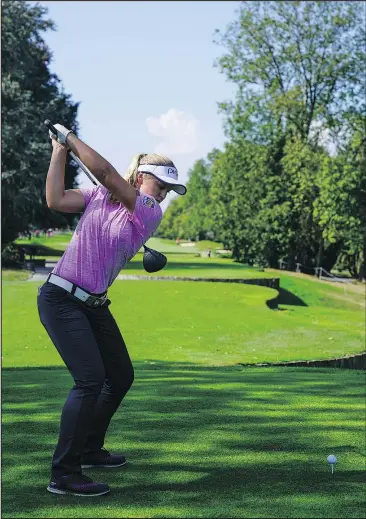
top-left (85, 294), bottom-right (106, 308)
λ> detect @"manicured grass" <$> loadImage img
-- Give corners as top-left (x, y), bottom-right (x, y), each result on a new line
top-left (271, 270), bottom-right (365, 310)
top-left (147, 238), bottom-right (224, 254)
top-left (2, 241), bottom-right (365, 518)
top-left (2, 275), bottom-right (364, 368)
top-left (1, 269), bottom-right (33, 281)
top-left (15, 234), bottom-right (222, 251)
top-left (2, 364), bottom-right (365, 518)
top-left (14, 235), bottom-right (223, 257)
top-left (15, 232), bottom-right (73, 250)
top-left (123, 253), bottom-right (273, 279)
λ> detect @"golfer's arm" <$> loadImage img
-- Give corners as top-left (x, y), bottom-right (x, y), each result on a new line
top-left (46, 146), bottom-right (86, 213)
top-left (66, 133), bottom-right (137, 212)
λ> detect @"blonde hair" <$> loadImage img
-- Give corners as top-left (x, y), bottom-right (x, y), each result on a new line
top-left (109, 153), bottom-right (176, 204)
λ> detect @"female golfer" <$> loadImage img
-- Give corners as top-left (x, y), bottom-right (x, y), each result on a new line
top-left (38, 123), bottom-right (186, 496)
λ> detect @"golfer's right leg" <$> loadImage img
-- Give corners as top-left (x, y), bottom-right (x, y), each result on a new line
top-left (37, 283), bottom-right (109, 496)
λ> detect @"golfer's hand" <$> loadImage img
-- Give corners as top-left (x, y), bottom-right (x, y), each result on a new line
top-left (50, 134), bottom-right (68, 151)
top-left (49, 123), bottom-right (73, 145)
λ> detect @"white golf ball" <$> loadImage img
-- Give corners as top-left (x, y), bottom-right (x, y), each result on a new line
top-left (327, 455), bottom-right (337, 464)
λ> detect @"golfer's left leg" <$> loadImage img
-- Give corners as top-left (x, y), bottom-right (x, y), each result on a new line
top-left (83, 304), bottom-right (134, 453)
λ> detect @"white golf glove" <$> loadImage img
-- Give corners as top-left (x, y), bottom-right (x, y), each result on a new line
top-left (49, 123), bottom-right (73, 145)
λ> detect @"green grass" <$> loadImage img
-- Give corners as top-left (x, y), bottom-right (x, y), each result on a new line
top-left (2, 274), bottom-right (364, 368)
top-left (14, 235), bottom-right (222, 256)
top-left (2, 364), bottom-right (365, 518)
top-left (123, 253), bottom-right (274, 278)
top-left (2, 239), bottom-right (365, 518)
top-left (1, 269), bottom-right (33, 281)
top-left (14, 235), bottom-right (234, 266)
top-left (272, 270), bottom-right (365, 309)
top-left (15, 232), bottom-right (73, 250)
top-left (146, 237), bottom-right (224, 254)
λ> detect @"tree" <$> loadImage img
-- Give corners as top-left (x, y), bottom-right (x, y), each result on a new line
top-left (1, 0), bottom-right (79, 246)
top-left (157, 151), bottom-right (220, 241)
top-left (313, 124), bottom-right (366, 278)
top-left (211, 1), bottom-right (365, 271)
top-left (215, 1), bottom-right (365, 146)
top-left (156, 195), bottom-right (188, 240)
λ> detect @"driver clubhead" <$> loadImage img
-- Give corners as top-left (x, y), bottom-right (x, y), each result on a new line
top-left (143, 246), bottom-right (167, 273)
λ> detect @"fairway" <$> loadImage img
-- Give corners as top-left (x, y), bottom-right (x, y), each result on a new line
top-left (2, 278), bottom-right (364, 367)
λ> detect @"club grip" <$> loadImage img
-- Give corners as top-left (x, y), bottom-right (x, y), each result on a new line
top-left (44, 119), bottom-right (58, 136)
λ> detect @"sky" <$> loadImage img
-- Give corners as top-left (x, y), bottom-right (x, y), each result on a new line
top-left (32, 1), bottom-right (242, 210)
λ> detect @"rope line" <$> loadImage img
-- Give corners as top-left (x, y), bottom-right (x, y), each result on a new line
top-left (278, 260), bottom-right (354, 283)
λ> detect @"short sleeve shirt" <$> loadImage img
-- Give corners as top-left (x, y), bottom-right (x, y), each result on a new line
top-left (52, 185), bottom-right (162, 293)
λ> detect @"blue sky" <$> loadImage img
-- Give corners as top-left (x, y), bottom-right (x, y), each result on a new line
top-left (33, 1), bottom-right (241, 210)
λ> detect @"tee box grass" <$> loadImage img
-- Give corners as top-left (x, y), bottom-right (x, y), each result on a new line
top-left (2, 365), bottom-right (365, 518)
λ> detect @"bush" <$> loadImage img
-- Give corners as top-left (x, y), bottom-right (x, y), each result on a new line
top-left (1, 243), bottom-right (24, 268)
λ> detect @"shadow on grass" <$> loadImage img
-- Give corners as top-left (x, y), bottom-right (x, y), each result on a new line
top-left (16, 244), bottom-right (65, 257)
top-left (2, 362), bottom-right (365, 518)
top-left (124, 259), bottom-right (262, 272)
top-left (277, 288), bottom-right (308, 307)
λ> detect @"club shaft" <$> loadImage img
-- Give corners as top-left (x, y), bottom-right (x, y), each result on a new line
top-left (69, 151), bottom-right (99, 186)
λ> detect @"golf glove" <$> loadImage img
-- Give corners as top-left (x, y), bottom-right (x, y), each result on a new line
top-left (49, 123), bottom-right (73, 145)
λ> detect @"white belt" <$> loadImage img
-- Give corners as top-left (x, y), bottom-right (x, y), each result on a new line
top-left (47, 274), bottom-right (107, 308)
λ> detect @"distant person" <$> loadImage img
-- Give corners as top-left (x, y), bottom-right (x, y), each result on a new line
top-left (37, 123), bottom-right (187, 497)
top-left (207, 248), bottom-right (211, 258)
top-left (175, 237), bottom-right (180, 245)
top-left (35, 229), bottom-right (40, 238)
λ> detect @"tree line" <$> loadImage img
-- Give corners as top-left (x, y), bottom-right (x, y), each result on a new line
top-left (156, 1), bottom-right (365, 278)
top-left (1, 0), bottom-right (79, 251)
top-left (2, 1), bottom-right (365, 278)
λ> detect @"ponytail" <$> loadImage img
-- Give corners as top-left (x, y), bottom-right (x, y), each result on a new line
top-left (124, 153), bottom-right (148, 186)
top-left (109, 153), bottom-right (147, 204)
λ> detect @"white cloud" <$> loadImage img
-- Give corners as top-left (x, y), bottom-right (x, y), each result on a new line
top-left (146, 109), bottom-right (200, 155)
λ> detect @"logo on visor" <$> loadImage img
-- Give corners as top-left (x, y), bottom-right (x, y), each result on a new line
top-left (143, 195), bottom-right (155, 209)
top-left (167, 168), bottom-right (177, 178)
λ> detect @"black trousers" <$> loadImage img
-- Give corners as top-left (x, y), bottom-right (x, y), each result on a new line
top-left (37, 282), bottom-right (134, 479)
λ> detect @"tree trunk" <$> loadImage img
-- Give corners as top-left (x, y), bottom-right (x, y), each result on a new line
top-left (361, 232), bottom-right (366, 281)
top-left (316, 236), bottom-right (324, 268)
top-left (359, 261), bottom-right (365, 281)
top-left (322, 241), bottom-right (344, 273)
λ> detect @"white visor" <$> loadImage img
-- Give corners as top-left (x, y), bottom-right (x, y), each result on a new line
top-left (137, 165), bottom-right (187, 195)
